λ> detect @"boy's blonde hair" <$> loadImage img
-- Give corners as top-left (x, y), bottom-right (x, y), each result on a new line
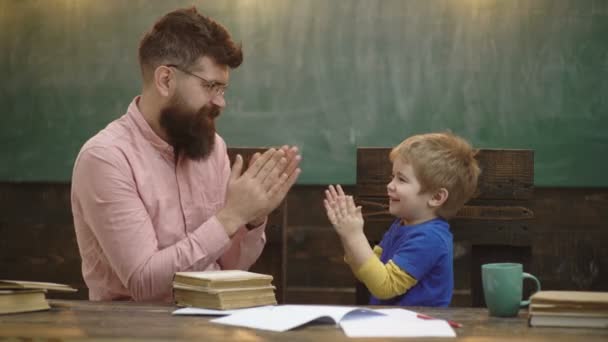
top-left (389, 132), bottom-right (481, 219)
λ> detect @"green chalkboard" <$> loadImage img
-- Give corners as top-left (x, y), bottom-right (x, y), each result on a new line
top-left (2, 0), bottom-right (608, 186)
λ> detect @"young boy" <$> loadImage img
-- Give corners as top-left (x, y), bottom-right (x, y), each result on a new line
top-left (324, 132), bottom-right (480, 307)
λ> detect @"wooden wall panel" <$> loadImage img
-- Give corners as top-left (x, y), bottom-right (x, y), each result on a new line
top-left (531, 188), bottom-right (608, 292)
top-left (1, 182), bottom-right (606, 306)
top-left (286, 287), bottom-right (355, 305)
top-left (0, 183), bottom-right (86, 299)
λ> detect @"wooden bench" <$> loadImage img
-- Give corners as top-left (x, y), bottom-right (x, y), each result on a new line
top-left (355, 148), bottom-right (535, 306)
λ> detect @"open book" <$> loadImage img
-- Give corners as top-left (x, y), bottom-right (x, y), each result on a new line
top-left (188, 305), bottom-right (456, 337)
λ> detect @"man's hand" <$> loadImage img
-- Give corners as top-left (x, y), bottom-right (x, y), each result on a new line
top-left (217, 146), bottom-right (301, 236)
top-left (324, 184), bottom-right (365, 239)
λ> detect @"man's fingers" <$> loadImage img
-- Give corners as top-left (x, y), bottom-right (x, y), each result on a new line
top-left (255, 149), bottom-right (284, 182)
top-left (229, 154), bottom-right (243, 183)
top-left (248, 152), bottom-right (261, 168)
top-left (244, 148), bottom-right (276, 178)
top-left (259, 146), bottom-right (300, 192)
top-left (268, 167), bottom-right (300, 202)
top-left (261, 156), bottom-right (287, 191)
top-left (282, 152), bottom-right (301, 180)
top-left (267, 171), bottom-right (289, 198)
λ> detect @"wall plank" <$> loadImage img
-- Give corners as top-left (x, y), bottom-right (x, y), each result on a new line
top-left (1, 182), bottom-right (606, 306)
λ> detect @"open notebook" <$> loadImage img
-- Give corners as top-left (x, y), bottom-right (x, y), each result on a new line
top-left (174, 304), bottom-right (456, 337)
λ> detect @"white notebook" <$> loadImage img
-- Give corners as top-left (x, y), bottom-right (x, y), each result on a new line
top-left (211, 305), bottom-right (381, 331)
top-left (340, 308), bottom-right (456, 338)
top-left (208, 305), bottom-right (456, 337)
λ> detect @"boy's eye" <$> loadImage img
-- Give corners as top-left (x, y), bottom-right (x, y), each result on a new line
top-left (390, 174), bottom-right (406, 183)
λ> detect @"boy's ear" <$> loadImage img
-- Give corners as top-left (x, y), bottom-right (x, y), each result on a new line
top-left (428, 188), bottom-right (449, 209)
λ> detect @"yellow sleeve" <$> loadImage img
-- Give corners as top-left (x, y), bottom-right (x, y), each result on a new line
top-left (353, 255), bottom-right (418, 300)
top-left (373, 245), bottom-right (383, 258)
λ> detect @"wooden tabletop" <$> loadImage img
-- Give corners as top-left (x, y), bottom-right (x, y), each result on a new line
top-left (0, 300), bottom-right (606, 341)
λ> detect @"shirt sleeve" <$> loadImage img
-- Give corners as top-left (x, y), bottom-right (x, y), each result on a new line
top-left (373, 245), bottom-right (383, 258)
top-left (352, 256), bottom-right (418, 300)
top-left (218, 221), bottom-right (267, 270)
top-left (391, 230), bottom-right (444, 281)
top-left (73, 145), bottom-right (235, 301)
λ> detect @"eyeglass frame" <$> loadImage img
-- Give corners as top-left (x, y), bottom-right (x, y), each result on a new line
top-left (165, 64), bottom-right (228, 97)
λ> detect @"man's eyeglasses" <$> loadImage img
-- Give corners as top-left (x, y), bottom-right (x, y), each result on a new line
top-left (165, 64), bottom-right (228, 97)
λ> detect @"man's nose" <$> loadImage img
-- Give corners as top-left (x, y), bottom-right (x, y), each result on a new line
top-left (211, 94), bottom-right (226, 108)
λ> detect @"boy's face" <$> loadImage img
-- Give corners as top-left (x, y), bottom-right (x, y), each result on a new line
top-left (386, 158), bottom-right (436, 225)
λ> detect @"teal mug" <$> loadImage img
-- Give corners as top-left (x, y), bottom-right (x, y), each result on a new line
top-left (481, 263), bottom-right (541, 317)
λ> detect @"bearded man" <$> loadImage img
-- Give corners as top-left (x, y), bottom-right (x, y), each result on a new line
top-left (71, 7), bottom-right (301, 302)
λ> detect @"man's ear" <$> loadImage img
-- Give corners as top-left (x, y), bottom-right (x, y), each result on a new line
top-left (429, 188), bottom-right (449, 209)
top-left (154, 65), bottom-right (174, 98)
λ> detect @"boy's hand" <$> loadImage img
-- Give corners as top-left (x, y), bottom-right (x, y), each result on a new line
top-left (324, 184), bottom-right (364, 238)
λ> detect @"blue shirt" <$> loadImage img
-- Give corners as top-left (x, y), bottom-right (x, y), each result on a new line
top-left (369, 218), bottom-right (453, 307)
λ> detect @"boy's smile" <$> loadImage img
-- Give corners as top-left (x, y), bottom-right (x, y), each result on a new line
top-left (387, 158), bottom-right (437, 225)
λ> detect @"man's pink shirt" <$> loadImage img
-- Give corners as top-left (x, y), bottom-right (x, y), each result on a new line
top-left (71, 97), bottom-right (266, 301)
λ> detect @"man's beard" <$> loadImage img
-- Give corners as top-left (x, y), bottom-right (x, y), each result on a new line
top-left (159, 95), bottom-right (221, 161)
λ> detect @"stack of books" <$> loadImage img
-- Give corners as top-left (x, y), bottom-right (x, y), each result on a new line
top-left (529, 291), bottom-right (608, 328)
top-left (0, 280), bottom-right (77, 315)
top-left (173, 270), bottom-right (277, 310)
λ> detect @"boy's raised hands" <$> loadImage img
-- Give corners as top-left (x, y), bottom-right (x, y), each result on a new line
top-left (324, 184), bottom-right (364, 238)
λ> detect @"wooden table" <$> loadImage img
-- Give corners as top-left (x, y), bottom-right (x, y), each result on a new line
top-left (0, 300), bottom-right (606, 341)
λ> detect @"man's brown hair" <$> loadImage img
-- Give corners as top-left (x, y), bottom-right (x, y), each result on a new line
top-left (138, 7), bottom-right (243, 81)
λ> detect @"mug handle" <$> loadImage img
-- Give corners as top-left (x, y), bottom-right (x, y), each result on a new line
top-left (520, 272), bottom-right (541, 307)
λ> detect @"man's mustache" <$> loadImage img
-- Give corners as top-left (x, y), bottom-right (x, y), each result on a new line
top-left (205, 105), bottom-right (221, 119)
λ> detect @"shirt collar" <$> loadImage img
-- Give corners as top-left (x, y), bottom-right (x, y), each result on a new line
top-left (127, 96), bottom-right (175, 158)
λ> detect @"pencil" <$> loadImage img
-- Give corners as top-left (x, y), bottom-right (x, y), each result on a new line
top-left (417, 313), bottom-right (463, 328)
